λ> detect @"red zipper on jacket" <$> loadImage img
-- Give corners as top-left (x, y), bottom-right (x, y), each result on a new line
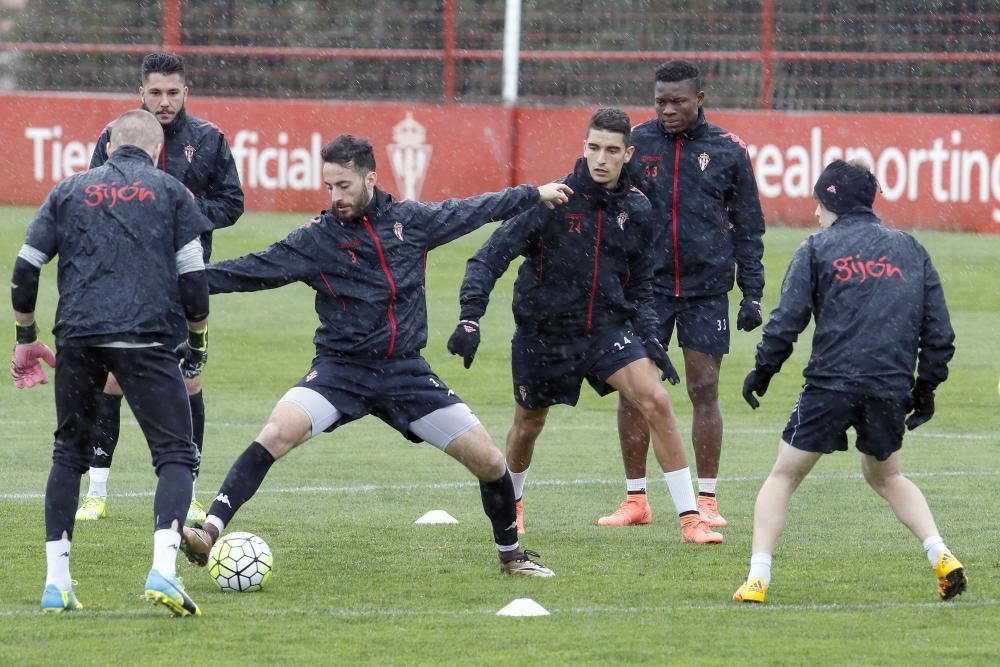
top-left (671, 136), bottom-right (682, 297)
top-left (584, 209), bottom-right (603, 335)
top-left (362, 216), bottom-right (398, 357)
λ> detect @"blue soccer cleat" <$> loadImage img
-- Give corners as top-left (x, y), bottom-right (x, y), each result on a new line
top-left (41, 584), bottom-right (83, 613)
top-left (143, 569), bottom-right (202, 617)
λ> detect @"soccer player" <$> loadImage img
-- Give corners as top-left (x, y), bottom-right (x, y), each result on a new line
top-left (180, 134), bottom-right (572, 577)
top-left (76, 52), bottom-right (244, 525)
top-left (605, 60), bottom-right (765, 528)
top-left (733, 159), bottom-right (966, 604)
top-left (448, 108), bottom-right (722, 544)
top-left (12, 110), bottom-right (211, 616)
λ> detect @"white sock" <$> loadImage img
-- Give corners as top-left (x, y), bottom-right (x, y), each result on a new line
top-left (697, 477), bottom-right (717, 495)
top-left (87, 467), bottom-right (110, 498)
top-left (662, 467), bottom-right (697, 515)
top-left (152, 529), bottom-right (181, 578)
top-left (508, 466), bottom-right (530, 501)
top-left (923, 535), bottom-right (948, 566)
top-left (45, 538), bottom-right (73, 590)
top-left (748, 553), bottom-right (773, 585)
top-left (205, 515), bottom-right (226, 535)
top-left (626, 477), bottom-right (647, 493)
top-left (497, 541), bottom-right (520, 554)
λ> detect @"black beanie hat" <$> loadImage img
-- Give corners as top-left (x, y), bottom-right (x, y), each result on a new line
top-left (813, 160), bottom-right (878, 214)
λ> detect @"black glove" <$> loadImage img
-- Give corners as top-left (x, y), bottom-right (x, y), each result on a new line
top-left (737, 297), bottom-right (763, 332)
top-left (174, 327), bottom-right (208, 379)
top-left (447, 320), bottom-right (480, 369)
top-left (742, 367), bottom-right (775, 409)
top-left (905, 379), bottom-right (936, 431)
top-left (642, 337), bottom-right (680, 385)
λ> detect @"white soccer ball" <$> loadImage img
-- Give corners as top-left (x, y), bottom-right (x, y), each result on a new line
top-left (207, 531), bottom-right (273, 592)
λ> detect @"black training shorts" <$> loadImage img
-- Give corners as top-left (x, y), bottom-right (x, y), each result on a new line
top-left (510, 326), bottom-right (646, 410)
top-left (293, 354), bottom-right (462, 440)
top-left (653, 293), bottom-right (730, 355)
top-left (782, 385), bottom-right (907, 461)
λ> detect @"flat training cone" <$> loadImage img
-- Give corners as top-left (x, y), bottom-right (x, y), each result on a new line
top-left (414, 510), bottom-right (459, 524)
top-left (496, 598), bottom-right (550, 617)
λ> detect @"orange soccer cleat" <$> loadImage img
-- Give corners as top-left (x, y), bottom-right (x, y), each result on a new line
top-left (597, 494), bottom-right (653, 527)
top-left (697, 495), bottom-right (728, 528)
top-left (679, 513), bottom-right (723, 544)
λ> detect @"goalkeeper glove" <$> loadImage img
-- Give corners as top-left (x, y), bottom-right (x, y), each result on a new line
top-left (174, 327), bottom-right (208, 379)
top-left (11, 321), bottom-right (56, 389)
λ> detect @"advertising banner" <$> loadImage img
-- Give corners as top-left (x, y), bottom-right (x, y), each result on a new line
top-left (3, 93), bottom-right (998, 232)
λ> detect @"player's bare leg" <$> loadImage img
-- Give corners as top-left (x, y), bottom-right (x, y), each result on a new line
top-left (734, 441), bottom-right (819, 603)
top-left (505, 405), bottom-right (549, 534)
top-left (603, 359), bottom-right (721, 543)
top-left (684, 348), bottom-right (727, 527)
top-left (862, 451), bottom-right (967, 599)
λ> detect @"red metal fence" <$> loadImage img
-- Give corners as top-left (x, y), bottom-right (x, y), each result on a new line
top-left (1, 0), bottom-right (997, 112)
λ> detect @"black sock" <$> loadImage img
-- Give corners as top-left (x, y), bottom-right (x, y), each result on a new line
top-left (698, 491), bottom-right (716, 498)
top-left (479, 471), bottom-right (518, 550)
top-left (189, 391), bottom-right (205, 476)
top-left (45, 462), bottom-right (83, 541)
top-left (90, 393), bottom-right (123, 467)
top-left (209, 442), bottom-right (276, 526)
top-left (153, 462), bottom-right (194, 530)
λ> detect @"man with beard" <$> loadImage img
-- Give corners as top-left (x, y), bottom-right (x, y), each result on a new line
top-left (77, 52), bottom-right (244, 525)
top-left (180, 134), bottom-right (573, 577)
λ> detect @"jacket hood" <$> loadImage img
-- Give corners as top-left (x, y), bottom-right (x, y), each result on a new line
top-left (565, 157), bottom-right (634, 208)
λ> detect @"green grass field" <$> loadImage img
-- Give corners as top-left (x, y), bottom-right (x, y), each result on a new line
top-left (1, 205), bottom-right (998, 666)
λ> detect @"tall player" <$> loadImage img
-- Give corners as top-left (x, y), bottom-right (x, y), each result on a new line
top-left (602, 60), bottom-right (765, 529)
top-left (76, 52), bottom-right (244, 525)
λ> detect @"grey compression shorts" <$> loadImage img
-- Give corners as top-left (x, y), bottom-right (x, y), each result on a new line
top-left (278, 386), bottom-right (480, 450)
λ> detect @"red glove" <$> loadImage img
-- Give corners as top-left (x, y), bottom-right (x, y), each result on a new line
top-left (12, 341), bottom-right (56, 389)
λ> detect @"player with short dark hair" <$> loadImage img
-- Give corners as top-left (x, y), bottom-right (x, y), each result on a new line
top-left (77, 52), bottom-right (244, 525)
top-left (448, 107), bottom-right (722, 543)
top-left (733, 159), bottom-right (965, 604)
top-left (605, 60), bottom-right (765, 529)
top-left (12, 109), bottom-right (212, 616)
top-left (179, 134), bottom-right (574, 577)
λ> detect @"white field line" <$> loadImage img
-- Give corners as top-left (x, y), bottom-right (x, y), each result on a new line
top-left (1, 469), bottom-right (997, 501)
top-left (4, 419), bottom-right (999, 442)
top-left (0, 598), bottom-right (996, 619)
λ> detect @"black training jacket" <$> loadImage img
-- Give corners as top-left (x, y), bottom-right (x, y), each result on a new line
top-left (91, 107), bottom-right (244, 260)
top-left (627, 110), bottom-right (765, 300)
top-left (21, 145), bottom-right (213, 347)
top-left (459, 158), bottom-right (659, 339)
top-left (755, 211), bottom-right (955, 398)
top-left (206, 185), bottom-right (540, 358)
